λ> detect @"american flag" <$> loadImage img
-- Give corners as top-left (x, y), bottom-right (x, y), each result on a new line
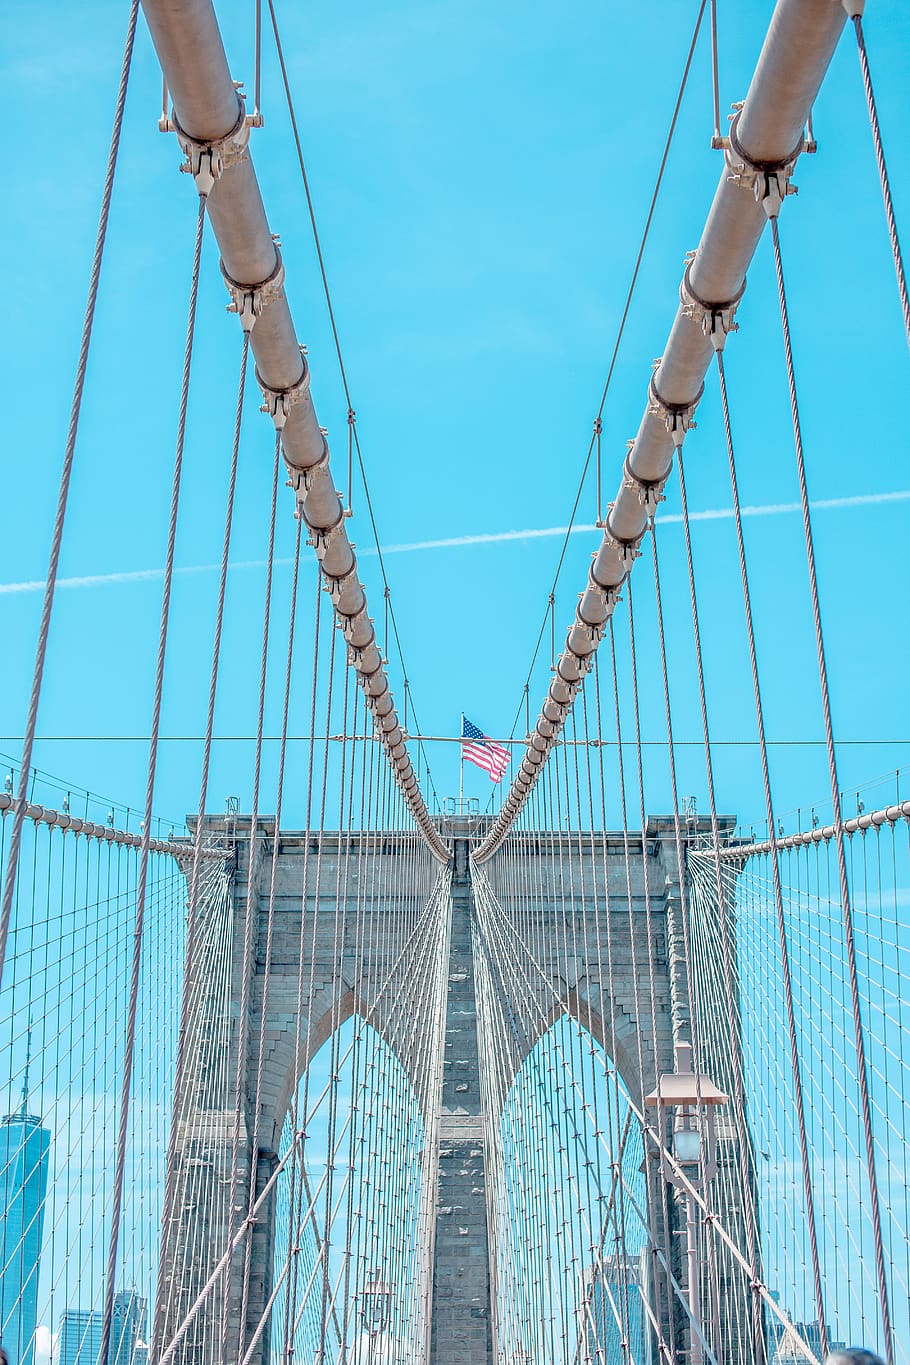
top-left (461, 716), bottom-right (510, 782)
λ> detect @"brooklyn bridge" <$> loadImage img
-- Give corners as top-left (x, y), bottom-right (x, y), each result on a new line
top-left (0, 0), bottom-right (907, 1362)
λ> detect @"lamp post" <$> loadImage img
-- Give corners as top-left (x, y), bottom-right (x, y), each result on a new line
top-left (646, 1042), bottom-right (728, 1365)
top-left (360, 1274), bottom-right (392, 1364)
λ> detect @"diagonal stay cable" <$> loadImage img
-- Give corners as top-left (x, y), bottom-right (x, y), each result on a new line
top-left (471, 861), bottom-right (812, 1358)
top-left (155, 868), bottom-right (449, 1365)
top-left (507, 0), bottom-right (709, 740)
top-left (265, 0), bottom-right (440, 806)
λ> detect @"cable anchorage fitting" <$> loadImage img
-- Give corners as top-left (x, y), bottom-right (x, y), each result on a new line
top-left (601, 520), bottom-right (640, 575)
top-left (173, 99), bottom-right (250, 198)
top-left (587, 566), bottom-right (623, 616)
top-left (680, 254), bottom-right (746, 351)
top-left (221, 249), bottom-right (285, 333)
top-left (256, 348), bottom-right (311, 431)
top-left (648, 370), bottom-right (703, 448)
top-left (290, 437), bottom-right (331, 500)
top-left (622, 454), bottom-right (665, 515)
top-left (725, 108), bottom-right (803, 220)
top-left (324, 559), bottom-right (361, 607)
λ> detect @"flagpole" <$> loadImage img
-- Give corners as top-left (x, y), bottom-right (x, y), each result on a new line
top-left (459, 712), bottom-right (464, 811)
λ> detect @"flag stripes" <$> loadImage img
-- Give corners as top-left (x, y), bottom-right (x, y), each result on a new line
top-left (461, 717), bottom-right (510, 782)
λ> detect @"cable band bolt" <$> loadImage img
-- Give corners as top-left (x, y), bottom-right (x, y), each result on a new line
top-left (725, 109), bottom-right (803, 220)
top-left (256, 351), bottom-right (311, 431)
top-left (172, 100), bottom-right (250, 197)
top-left (680, 256), bottom-right (746, 351)
top-left (221, 250), bottom-right (285, 333)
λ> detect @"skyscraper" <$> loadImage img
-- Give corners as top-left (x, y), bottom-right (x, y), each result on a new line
top-left (59, 1312), bottom-right (104, 1365)
top-left (768, 1314), bottom-right (845, 1363)
top-left (0, 1054), bottom-right (51, 1365)
top-left (111, 1290), bottom-right (146, 1365)
top-left (59, 1292), bottom-right (147, 1365)
top-left (580, 1251), bottom-right (651, 1363)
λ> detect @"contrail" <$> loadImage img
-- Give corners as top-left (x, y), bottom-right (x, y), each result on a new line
top-left (0, 489), bottom-right (906, 595)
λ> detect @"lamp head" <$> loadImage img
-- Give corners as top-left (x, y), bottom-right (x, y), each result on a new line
top-left (673, 1116), bottom-right (702, 1166)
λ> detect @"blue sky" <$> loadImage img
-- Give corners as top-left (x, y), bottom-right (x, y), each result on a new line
top-left (1, 0), bottom-right (908, 833)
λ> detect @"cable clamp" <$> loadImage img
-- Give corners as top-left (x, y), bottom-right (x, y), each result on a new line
top-left (602, 521), bottom-right (641, 575)
top-left (648, 372), bottom-right (702, 449)
top-left (291, 438), bottom-right (332, 499)
top-left (173, 99), bottom-right (250, 197)
top-left (221, 249), bottom-right (285, 333)
top-left (679, 256), bottom-right (746, 352)
top-left (587, 571), bottom-right (623, 615)
top-left (725, 109), bottom-right (803, 220)
top-left (256, 350), bottom-right (311, 431)
top-left (306, 516), bottom-right (349, 570)
top-left (576, 600), bottom-right (607, 645)
top-left (622, 455), bottom-right (666, 514)
top-left (324, 562), bottom-right (360, 606)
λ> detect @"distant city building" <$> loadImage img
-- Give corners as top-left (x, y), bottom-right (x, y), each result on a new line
top-left (111, 1292), bottom-right (146, 1365)
top-left (59, 1310), bottom-right (103, 1365)
top-left (0, 1060), bottom-right (51, 1365)
top-left (59, 1292), bottom-right (147, 1365)
top-left (767, 1306), bottom-right (844, 1363)
top-left (580, 1251), bottom-right (651, 1363)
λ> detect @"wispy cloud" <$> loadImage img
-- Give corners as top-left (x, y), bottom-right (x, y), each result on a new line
top-left (1, 489), bottom-right (906, 596)
top-left (0, 559), bottom-right (282, 597)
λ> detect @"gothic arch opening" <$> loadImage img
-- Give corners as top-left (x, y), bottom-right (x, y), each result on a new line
top-left (267, 1016), bottom-right (430, 1365)
top-left (492, 1016), bottom-right (651, 1364)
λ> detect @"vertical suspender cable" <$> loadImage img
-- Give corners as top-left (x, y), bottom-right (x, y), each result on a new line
top-left (607, 619), bottom-right (679, 1357)
top-left (712, 349), bottom-right (829, 1356)
top-left (770, 216), bottom-right (894, 1364)
top-left (225, 432), bottom-right (282, 1365)
top-left (252, 0), bottom-right (262, 125)
top-left (239, 515), bottom-right (303, 1343)
top-left (283, 572), bottom-right (323, 1358)
top-left (650, 503), bottom-right (764, 1358)
top-left (0, 0), bottom-right (139, 982)
top-left (477, 0), bottom-right (849, 862)
top-left (100, 192), bottom-right (207, 1365)
top-left (848, 11), bottom-right (910, 350)
top-left (710, 0), bottom-right (722, 146)
top-left (151, 332), bottom-right (249, 1365)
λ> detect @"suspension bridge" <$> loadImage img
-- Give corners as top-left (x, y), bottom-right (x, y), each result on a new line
top-left (1, 0), bottom-right (908, 1362)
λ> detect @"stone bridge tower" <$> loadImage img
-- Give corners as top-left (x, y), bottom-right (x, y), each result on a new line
top-left (156, 814), bottom-right (755, 1364)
